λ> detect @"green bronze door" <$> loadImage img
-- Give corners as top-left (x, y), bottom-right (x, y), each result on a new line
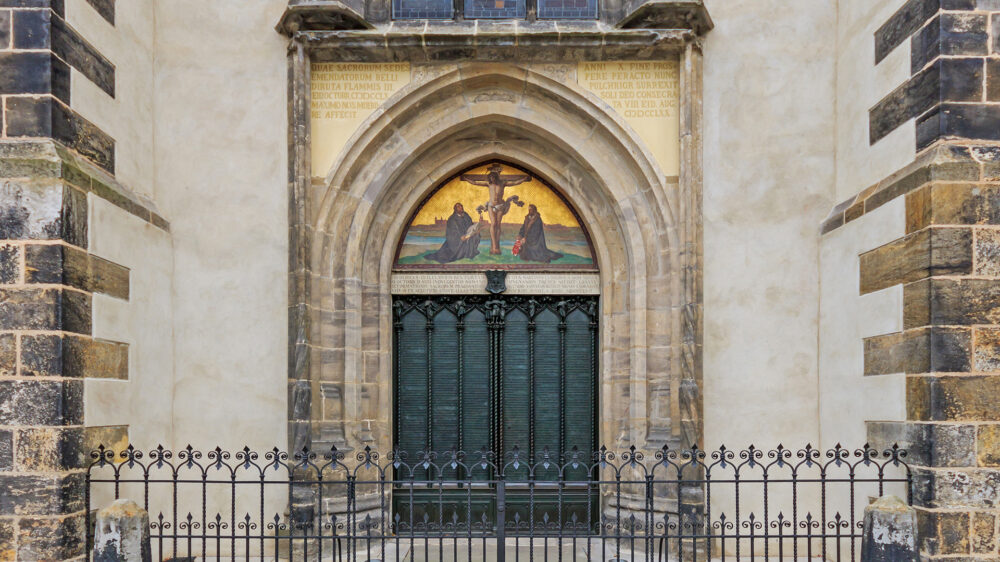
top-left (392, 294), bottom-right (598, 533)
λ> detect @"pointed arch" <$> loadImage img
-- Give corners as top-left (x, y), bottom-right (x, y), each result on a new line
top-left (302, 63), bottom-right (690, 454)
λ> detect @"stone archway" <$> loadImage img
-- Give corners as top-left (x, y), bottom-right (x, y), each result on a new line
top-left (295, 63), bottom-right (698, 464)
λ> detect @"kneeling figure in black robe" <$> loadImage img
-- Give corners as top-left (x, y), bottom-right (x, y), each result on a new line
top-left (427, 203), bottom-right (481, 263)
top-left (517, 205), bottom-right (563, 263)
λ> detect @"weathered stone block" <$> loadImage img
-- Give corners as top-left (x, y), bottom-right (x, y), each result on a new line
top-left (864, 328), bottom-right (970, 374)
top-left (904, 278), bottom-right (1000, 329)
top-left (868, 421), bottom-right (977, 467)
top-left (0, 244), bottom-right (19, 284)
top-left (0, 180), bottom-right (86, 245)
top-left (84, 425), bottom-right (127, 455)
top-left (14, 427), bottom-right (83, 471)
top-left (913, 13), bottom-right (990, 73)
top-left (977, 424), bottom-right (1000, 467)
top-left (972, 511), bottom-right (997, 554)
top-left (0, 10), bottom-right (9, 49)
top-left (862, 495), bottom-right (919, 562)
top-left (907, 374), bottom-right (1000, 421)
top-left (93, 499), bottom-right (151, 562)
top-left (24, 243), bottom-right (129, 299)
top-left (975, 327), bottom-right (1000, 372)
top-left (0, 518), bottom-right (13, 561)
top-left (860, 228), bottom-right (973, 294)
top-left (65, 335), bottom-right (127, 380)
top-left (0, 333), bottom-right (15, 376)
top-left (975, 228), bottom-right (1000, 276)
top-left (17, 512), bottom-right (85, 560)
top-left (918, 103), bottom-right (1000, 149)
top-left (12, 7), bottom-right (50, 49)
top-left (913, 466), bottom-right (1000, 509)
top-left (876, 0), bottom-right (940, 64)
top-left (917, 506), bottom-right (969, 555)
top-left (0, 472), bottom-right (84, 515)
top-left (0, 379), bottom-right (83, 425)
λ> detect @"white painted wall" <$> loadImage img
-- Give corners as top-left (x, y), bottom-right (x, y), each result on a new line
top-left (66, 0), bottom-right (156, 200)
top-left (702, 0), bottom-right (837, 450)
top-left (835, 0), bottom-right (916, 201)
top-left (153, 0), bottom-right (289, 452)
top-left (85, 196), bottom-right (175, 447)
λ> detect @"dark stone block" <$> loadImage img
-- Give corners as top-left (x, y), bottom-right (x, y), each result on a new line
top-left (289, 379), bottom-right (311, 421)
top-left (0, 180), bottom-right (87, 245)
top-left (918, 103), bottom-right (1000, 149)
top-left (0, 0), bottom-right (62, 10)
top-left (25, 244), bottom-right (129, 298)
top-left (0, 10), bottom-right (10, 48)
top-left (20, 334), bottom-right (62, 376)
top-left (0, 243), bottom-right (19, 283)
top-left (917, 508), bottom-right (970, 555)
top-left (51, 13), bottom-right (113, 97)
top-left (61, 287), bottom-right (91, 334)
top-left (51, 52), bottom-right (69, 104)
top-left (912, 13), bottom-right (987, 73)
top-left (0, 288), bottom-right (60, 330)
top-left (0, 52), bottom-right (55, 94)
top-left (0, 379), bottom-right (83, 425)
top-left (870, 62), bottom-right (940, 144)
top-left (940, 57), bottom-right (984, 101)
top-left (61, 183), bottom-right (87, 248)
top-left (876, 0), bottom-right (940, 64)
top-left (905, 278), bottom-right (1000, 328)
top-left (5, 96), bottom-right (115, 174)
top-left (0, 429), bottom-right (12, 471)
top-left (0, 333), bottom-right (14, 376)
top-left (17, 512), bottom-right (85, 560)
top-left (987, 58), bottom-right (1000, 101)
top-left (12, 6), bottom-right (49, 48)
top-left (85, 0), bottom-right (113, 25)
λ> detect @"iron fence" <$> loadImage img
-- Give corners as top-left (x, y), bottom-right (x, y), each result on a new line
top-left (86, 443), bottom-right (912, 561)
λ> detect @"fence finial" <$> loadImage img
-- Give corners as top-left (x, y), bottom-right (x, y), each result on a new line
top-left (861, 495), bottom-right (918, 562)
top-left (93, 499), bottom-right (151, 562)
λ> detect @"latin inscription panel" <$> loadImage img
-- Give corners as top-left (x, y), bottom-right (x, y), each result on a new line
top-left (578, 60), bottom-right (680, 176)
top-left (311, 63), bottom-right (411, 177)
top-left (391, 272), bottom-right (600, 295)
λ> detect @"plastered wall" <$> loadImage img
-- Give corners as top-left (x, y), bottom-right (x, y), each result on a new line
top-left (152, 0), bottom-right (289, 452)
top-left (701, 0), bottom-right (837, 450)
top-left (835, 0), bottom-right (915, 201)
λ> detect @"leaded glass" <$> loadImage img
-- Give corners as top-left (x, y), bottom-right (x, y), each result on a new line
top-left (464, 0), bottom-right (525, 19)
top-left (538, 0), bottom-right (597, 18)
top-left (392, 0), bottom-right (453, 19)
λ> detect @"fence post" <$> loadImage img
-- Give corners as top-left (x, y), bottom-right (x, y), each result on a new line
top-left (496, 479), bottom-right (506, 562)
top-left (93, 499), bottom-right (152, 562)
top-left (861, 495), bottom-right (918, 562)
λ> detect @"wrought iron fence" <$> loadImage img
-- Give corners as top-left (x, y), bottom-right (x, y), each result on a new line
top-left (86, 443), bottom-right (911, 561)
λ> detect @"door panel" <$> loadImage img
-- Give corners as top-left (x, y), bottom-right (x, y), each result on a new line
top-left (392, 294), bottom-right (598, 532)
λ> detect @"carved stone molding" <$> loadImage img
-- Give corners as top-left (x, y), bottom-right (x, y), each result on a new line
top-left (617, 0), bottom-right (713, 35)
top-left (276, 0), bottom-right (373, 35)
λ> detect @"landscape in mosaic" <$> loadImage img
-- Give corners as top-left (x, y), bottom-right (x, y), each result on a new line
top-left (395, 162), bottom-right (596, 270)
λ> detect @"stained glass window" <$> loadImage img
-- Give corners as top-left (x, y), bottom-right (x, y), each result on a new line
top-left (464, 0), bottom-right (525, 19)
top-left (538, 0), bottom-right (597, 18)
top-left (392, 0), bottom-right (453, 19)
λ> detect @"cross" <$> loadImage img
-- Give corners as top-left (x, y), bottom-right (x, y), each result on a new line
top-left (461, 164), bottom-right (531, 255)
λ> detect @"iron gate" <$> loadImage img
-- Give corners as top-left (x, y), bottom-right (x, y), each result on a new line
top-left (86, 443), bottom-right (911, 561)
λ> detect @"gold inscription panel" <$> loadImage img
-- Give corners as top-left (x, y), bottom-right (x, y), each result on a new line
top-left (577, 60), bottom-right (680, 176)
top-left (311, 62), bottom-right (411, 177)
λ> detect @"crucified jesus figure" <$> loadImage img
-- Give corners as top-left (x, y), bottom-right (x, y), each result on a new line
top-left (461, 164), bottom-right (531, 255)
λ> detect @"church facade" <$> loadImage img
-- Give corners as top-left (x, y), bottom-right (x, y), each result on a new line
top-left (2, 0), bottom-right (1000, 559)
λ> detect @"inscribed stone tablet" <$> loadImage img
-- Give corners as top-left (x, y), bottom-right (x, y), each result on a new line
top-left (577, 60), bottom-right (680, 176)
top-left (311, 63), bottom-right (411, 177)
